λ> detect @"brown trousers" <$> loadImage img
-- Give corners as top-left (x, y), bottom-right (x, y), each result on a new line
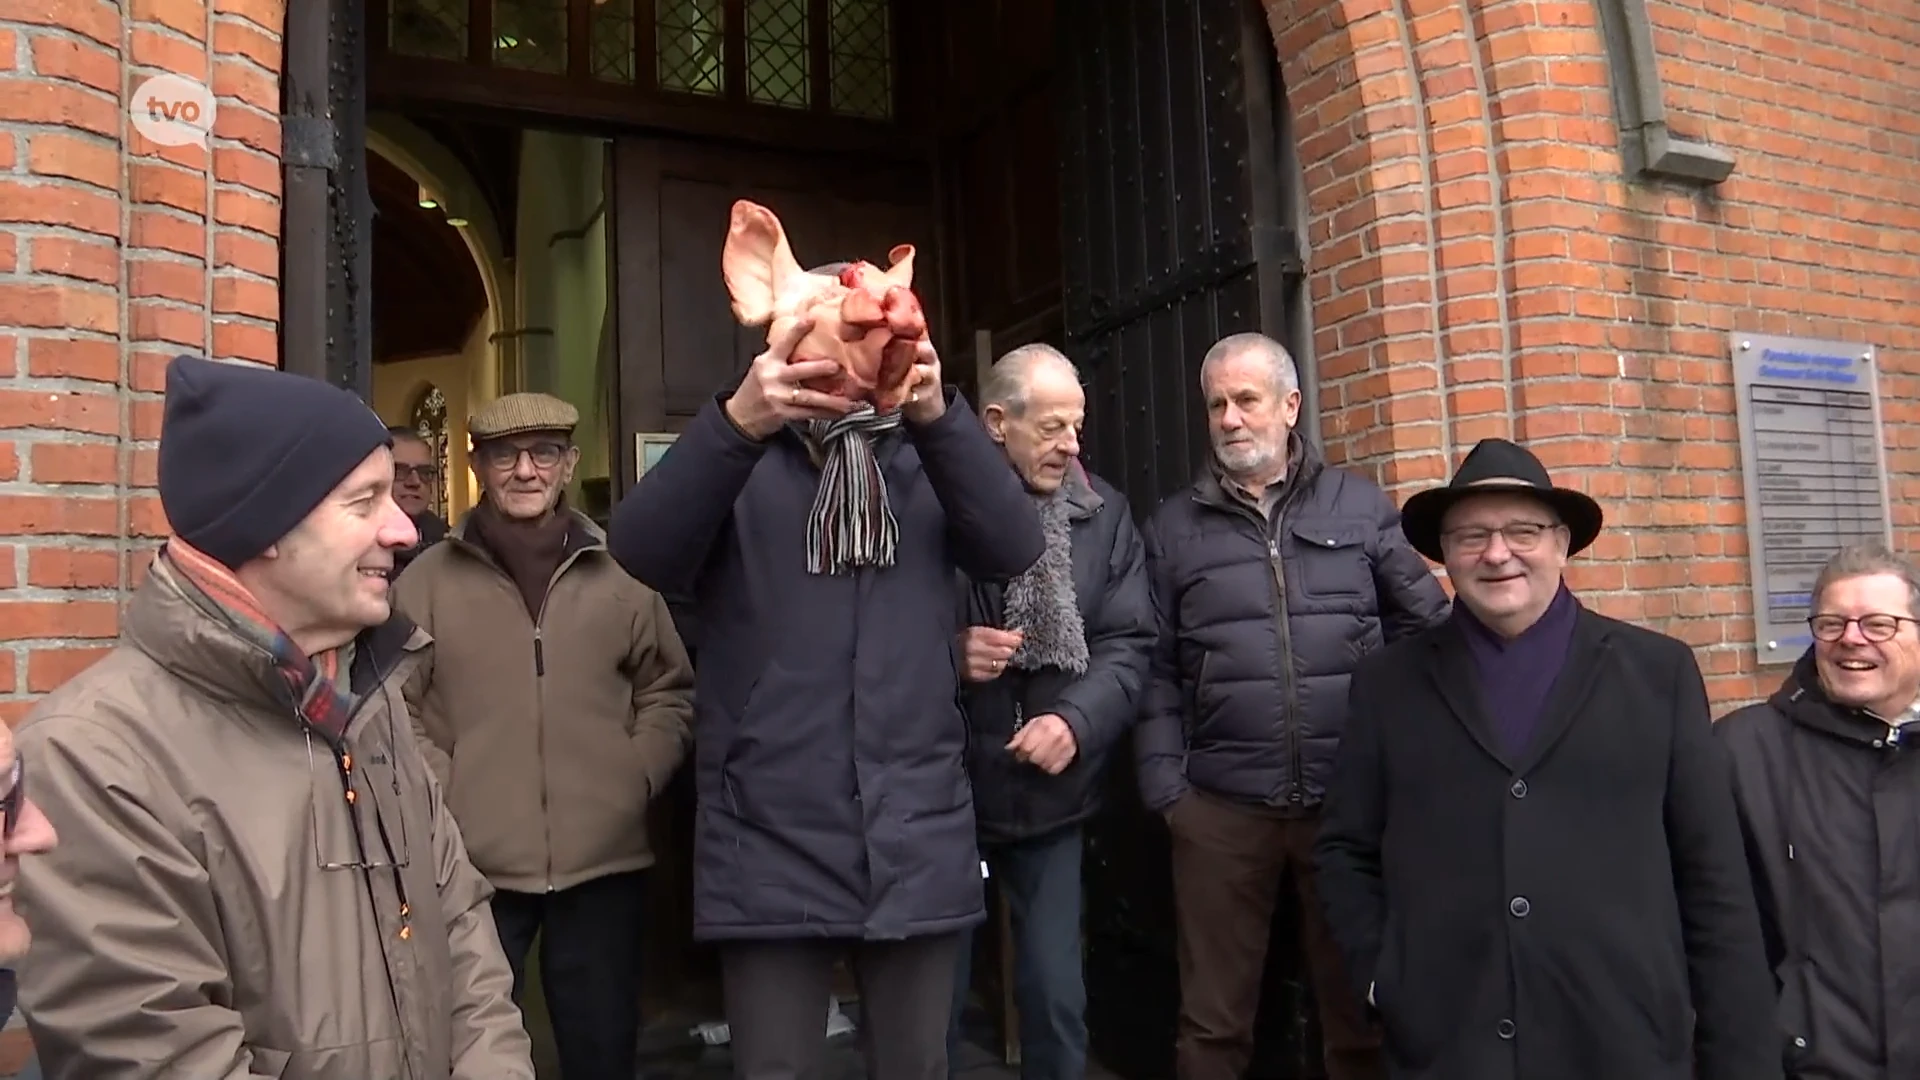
top-left (1169, 789), bottom-right (1383, 1080)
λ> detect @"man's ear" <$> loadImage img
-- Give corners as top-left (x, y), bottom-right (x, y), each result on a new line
top-left (981, 403), bottom-right (1008, 444)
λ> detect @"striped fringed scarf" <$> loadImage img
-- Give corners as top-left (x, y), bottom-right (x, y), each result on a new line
top-left (162, 538), bottom-right (354, 745)
top-left (802, 403), bottom-right (904, 575)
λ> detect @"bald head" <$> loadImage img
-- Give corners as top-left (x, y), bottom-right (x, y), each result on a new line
top-left (980, 344), bottom-right (1085, 493)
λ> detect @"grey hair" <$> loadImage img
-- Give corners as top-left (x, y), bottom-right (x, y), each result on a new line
top-left (1200, 332), bottom-right (1298, 397)
top-left (1813, 542), bottom-right (1920, 617)
top-left (980, 343), bottom-right (1079, 418)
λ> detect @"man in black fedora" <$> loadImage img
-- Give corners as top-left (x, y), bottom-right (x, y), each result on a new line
top-left (1313, 437), bottom-right (1780, 1080)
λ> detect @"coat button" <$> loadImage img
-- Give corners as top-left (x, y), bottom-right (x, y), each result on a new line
top-left (1509, 896), bottom-right (1530, 918)
top-left (1510, 779), bottom-right (1527, 798)
top-left (1497, 1019), bottom-right (1516, 1039)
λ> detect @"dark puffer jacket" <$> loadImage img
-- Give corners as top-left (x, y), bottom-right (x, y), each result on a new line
top-left (1717, 653), bottom-right (1920, 1080)
top-left (958, 464), bottom-right (1155, 845)
top-left (1133, 437), bottom-right (1448, 812)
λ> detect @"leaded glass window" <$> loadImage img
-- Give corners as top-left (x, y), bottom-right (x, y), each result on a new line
top-left (658, 0), bottom-right (725, 97)
top-left (494, 0), bottom-right (568, 73)
top-left (410, 385), bottom-right (451, 522)
top-left (828, 0), bottom-right (890, 119)
top-left (746, 0), bottom-right (809, 109)
top-left (391, 0), bottom-right (467, 61)
top-left (591, 0), bottom-right (637, 83)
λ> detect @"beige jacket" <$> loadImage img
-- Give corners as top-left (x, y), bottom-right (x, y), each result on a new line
top-left (14, 555), bottom-right (535, 1080)
top-left (394, 511), bottom-right (693, 893)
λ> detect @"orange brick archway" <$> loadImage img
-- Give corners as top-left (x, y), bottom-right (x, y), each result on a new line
top-left (1255, 0), bottom-right (1920, 705)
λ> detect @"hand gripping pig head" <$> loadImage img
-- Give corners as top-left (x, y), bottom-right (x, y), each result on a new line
top-left (721, 200), bottom-right (928, 414)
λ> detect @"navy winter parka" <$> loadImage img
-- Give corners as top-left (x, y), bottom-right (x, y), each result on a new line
top-left (1134, 436), bottom-right (1449, 813)
top-left (608, 389), bottom-right (1045, 942)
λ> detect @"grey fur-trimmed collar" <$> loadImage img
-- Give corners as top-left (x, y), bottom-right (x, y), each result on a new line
top-left (1005, 465), bottom-right (1094, 675)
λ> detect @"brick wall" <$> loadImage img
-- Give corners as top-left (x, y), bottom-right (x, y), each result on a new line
top-left (1267, 0), bottom-right (1920, 708)
top-left (0, 0), bottom-right (284, 729)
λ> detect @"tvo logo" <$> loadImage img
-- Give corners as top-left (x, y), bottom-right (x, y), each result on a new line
top-left (130, 74), bottom-right (216, 149)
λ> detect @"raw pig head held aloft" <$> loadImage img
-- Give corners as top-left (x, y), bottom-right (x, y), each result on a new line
top-left (721, 199), bottom-right (928, 413)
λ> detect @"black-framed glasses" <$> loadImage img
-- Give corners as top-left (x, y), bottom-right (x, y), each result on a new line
top-left (1441, 521), bottom-right (1564, 555)
top-left (475, 441), bottom-right (568, 471)
top-left (393, 464), bottom-right (439, 483)
top-left (0, 756), bottom-right (23, 843)
top-left (1808, 613), bottom-right (1920, 644)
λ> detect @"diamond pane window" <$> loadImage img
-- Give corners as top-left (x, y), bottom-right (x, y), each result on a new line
top-left (591, 0), bottom-right (637, 83)
top-left (829, 0), bottom-right (890, 119)
top-left (494, 0), bottom-right (568, 73)
top-left (658, 0), bottom-right (726, 97)
top-left (746, 0), bottom-right (809, 110)
top-left (391, 0), bottom-right (467, 61)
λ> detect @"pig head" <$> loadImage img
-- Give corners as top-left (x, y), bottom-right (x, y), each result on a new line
top-left (721, 199), bottom-right (927, 413)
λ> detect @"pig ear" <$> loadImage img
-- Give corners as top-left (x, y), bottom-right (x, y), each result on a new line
top-left (883, 244), bottom-right (916, 289)
top-left (722, 200), bottom-right (805, 325)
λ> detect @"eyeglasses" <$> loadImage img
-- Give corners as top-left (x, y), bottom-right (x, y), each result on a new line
top-left (1441, 521), bottom-right (1563, 555)
top-left (1808, 614), bottom-right (1920, 644)
top-left (0, 756), bottom-right (23, 844)
top-left (393, 464), bottom-right (439, 482)
top-left (475, 441), bottom-right (569, 471)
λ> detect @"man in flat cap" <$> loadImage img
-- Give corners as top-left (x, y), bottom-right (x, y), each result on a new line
top-left (1314, 437), bottom-right (1779, 1080)
top-left (15, 355), bottom-right (535, 1080)
top-left (396, 391), bottom-right (693, 1080)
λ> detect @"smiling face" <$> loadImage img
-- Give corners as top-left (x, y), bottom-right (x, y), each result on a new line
top-left (474, 431), bottom-right (578, 521)
top-left (1811, 571), bottom-right (1920, 719)
top-left (234, 447), bottom-right (421, 655)
top-left (1440, 492), bottom-right (1571, 637)
top-left (390, 434), bottom-right (437, 518)
top-left (0, 724), bottom-right (57, 965)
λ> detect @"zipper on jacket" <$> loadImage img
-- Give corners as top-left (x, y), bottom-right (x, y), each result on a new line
top-left (1267, 532), bottom-right (1304, 806)
top-left (530, 555), bottom-right (575, 894)
top-left (534, 629), bottom-right (545, 676)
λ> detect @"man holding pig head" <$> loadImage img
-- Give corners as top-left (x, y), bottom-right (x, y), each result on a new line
top-left (610, 272), bottom-right (1044, 1080)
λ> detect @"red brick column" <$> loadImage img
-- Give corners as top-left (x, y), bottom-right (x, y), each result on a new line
top-left (1263, 0), bottom-right (1920, 707)
top-left (0, 0), bottom-right (284, 727)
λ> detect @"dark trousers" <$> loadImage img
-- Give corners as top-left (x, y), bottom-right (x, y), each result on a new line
top-left (947, 827), bottom-right (1087, 1080)
top-left (1169, 790), bottom-right (1382, 1080)
top-left (493, 869), bottom-right (647, 1080)
top-left (721, 933), bottom-right (963, 1080)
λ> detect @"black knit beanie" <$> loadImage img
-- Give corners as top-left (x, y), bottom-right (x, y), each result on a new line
top-left (158, 355), bottom-right (394, 569)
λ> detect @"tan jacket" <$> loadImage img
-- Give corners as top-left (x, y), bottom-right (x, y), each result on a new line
top-left (14, 555), bottom-right (535, 1080)
top-left (394, 511), bottom-right (693, 893)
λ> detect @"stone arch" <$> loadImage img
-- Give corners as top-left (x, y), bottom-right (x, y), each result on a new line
top-left (1257, 0), bottom-right (1625, 499)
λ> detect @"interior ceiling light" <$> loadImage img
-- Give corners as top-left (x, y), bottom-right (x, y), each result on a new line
top-left (417, 185), bottom-right (438, 209)
top-left (446, 216), bottom-right (470, 228)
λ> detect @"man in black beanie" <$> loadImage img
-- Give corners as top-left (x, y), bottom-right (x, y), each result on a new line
top-left (13, 355), bottom-right (536, 1080)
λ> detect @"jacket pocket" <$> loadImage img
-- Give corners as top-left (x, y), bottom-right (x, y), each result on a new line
top-left (1777, 958), bottom-right (1814, 1071)
top-left (245, 1046), bottom-right (292, 1078)
top-left (1288, 519), bottom-right (1373, 599)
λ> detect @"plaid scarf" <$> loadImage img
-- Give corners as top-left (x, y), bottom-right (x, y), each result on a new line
top-left (162, 538), bottom-right (355, 747)
top-left (802, 403), bottom-right (904, 575)
top-left (161, 538), bottom-right (417, 941)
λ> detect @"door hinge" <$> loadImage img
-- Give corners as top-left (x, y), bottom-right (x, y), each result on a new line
top-left (280, 114), bottom-right (339, 170)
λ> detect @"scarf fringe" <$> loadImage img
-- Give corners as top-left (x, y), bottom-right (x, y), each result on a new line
top-left (804, 405), bottom-right (904, 576)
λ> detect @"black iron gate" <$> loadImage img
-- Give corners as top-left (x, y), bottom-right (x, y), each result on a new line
top-left (1059, 0), bottom-right (1318, 1077)
top-left (281, 0), bottom-right (375, 398)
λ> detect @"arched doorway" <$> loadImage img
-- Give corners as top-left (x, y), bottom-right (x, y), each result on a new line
top-left (367, 145), bottom-right (493, 519)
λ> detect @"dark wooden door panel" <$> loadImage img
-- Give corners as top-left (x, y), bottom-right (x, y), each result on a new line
top-left (1058, 2), bottom-right (1311, 1078)
top-left (613, 138), bottom-right (939, 489)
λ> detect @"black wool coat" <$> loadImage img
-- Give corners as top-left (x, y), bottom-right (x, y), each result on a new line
top-left (1313, 602), bottom-right (1782, 1080)
top-left (608, 390), bottom-right (1045, 942)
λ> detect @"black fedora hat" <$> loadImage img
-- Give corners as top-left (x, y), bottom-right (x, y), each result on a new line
top-left (1399, 438), bottom-right (1604, 562)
